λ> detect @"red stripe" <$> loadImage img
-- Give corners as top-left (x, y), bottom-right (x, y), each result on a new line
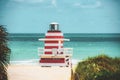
top-left (47, 31), bottom-right (61, 33)
top-left (45, 41), bottom-right (63, 44)
top-left (40, 58), bottom-right (65, 60)
top-left (45, 36), bottom-right (64, 38)
top-left (45, 52), bottom-right (52, 54)
top-left (40, 58), bottom-right (65, 63)
top-left (45, 46), bottom-right (63, 49)
top-left (45, 41), bottom-right (58, 43)
top-left (40, 60), bottom-right (64, 63)
top-left (45, 46), bottom-right (59, 49)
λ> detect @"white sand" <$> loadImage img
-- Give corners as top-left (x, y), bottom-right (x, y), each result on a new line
top-left (8, 65), bottom-right (72, 80)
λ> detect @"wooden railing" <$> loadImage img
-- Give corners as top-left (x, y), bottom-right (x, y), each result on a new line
top-left (38, 48), bottom-right (73, 56)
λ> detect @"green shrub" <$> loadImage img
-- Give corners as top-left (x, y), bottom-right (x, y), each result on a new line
top-left (0, 25), bottom-right (11, 80)
top-left (74, 55), bottom-right (120, 80)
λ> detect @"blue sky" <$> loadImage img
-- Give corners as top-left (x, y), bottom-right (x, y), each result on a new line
top-left (0, 0), bottom-right (120, 33)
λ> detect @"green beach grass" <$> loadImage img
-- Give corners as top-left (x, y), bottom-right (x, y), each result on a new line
top-left (73, 55), bottom-right (120, 80)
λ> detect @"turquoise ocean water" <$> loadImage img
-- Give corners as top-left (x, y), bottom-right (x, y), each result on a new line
top-left (8, 33), bottom-right (120, 64)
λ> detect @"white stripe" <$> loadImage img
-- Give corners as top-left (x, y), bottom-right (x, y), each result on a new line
top-left (40, 63), bottom-right (67, 66)
top-left (39, 38), bottom-right (70, 41)
top-left (45, 43), bottom-right (63, 46)
top-left (44, 49), bottom-right (52, 52)
top-left (39, 49), bottom-right (58, 52)
top-left (46, 33), bottom-right (63, 36)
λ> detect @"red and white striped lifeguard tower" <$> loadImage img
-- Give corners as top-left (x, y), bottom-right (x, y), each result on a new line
top-left (38, 22), bottom-right (73, 67)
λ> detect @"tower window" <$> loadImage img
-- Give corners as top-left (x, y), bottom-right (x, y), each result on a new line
top-left (49, 23), bottom-right (59, 31)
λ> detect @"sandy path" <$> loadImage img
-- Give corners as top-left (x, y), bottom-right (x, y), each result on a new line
top-left (8, 65), bottom-right (72, 80)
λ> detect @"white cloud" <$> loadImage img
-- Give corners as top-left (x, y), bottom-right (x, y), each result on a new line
top-left (74, 0), bottom-right (102, 8)
top-left (28, 0), bottom-right (44, 3)
top-left (11, 0), bottom-right (45, 3)
top-left (11, 0), bottom-right (57, 7)
top-left (11, 0), bottom-right (24, 2)
top-left (51, 0), bottom-right (57, 7)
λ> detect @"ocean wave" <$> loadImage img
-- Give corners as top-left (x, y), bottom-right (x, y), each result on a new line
top-left (10, 59), bottom-right (39, 65)
top-left (8, 33), bottom-right (120, 42)
top-left (10, 59), bottom-right (81, 65)
top-left (8, 37), bottom-right (120, 42)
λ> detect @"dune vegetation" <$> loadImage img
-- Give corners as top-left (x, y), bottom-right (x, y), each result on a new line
top-left (73, 55), bottom-right (120, 80)
top-left (0, 25), bottom-right (11, 80)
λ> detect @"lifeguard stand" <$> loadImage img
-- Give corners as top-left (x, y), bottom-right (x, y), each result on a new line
top-left (38, 22), bottom-right (73, 67)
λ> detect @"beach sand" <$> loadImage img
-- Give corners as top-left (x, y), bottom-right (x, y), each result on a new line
top-left (8, 65), bottom-right (73, 80)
